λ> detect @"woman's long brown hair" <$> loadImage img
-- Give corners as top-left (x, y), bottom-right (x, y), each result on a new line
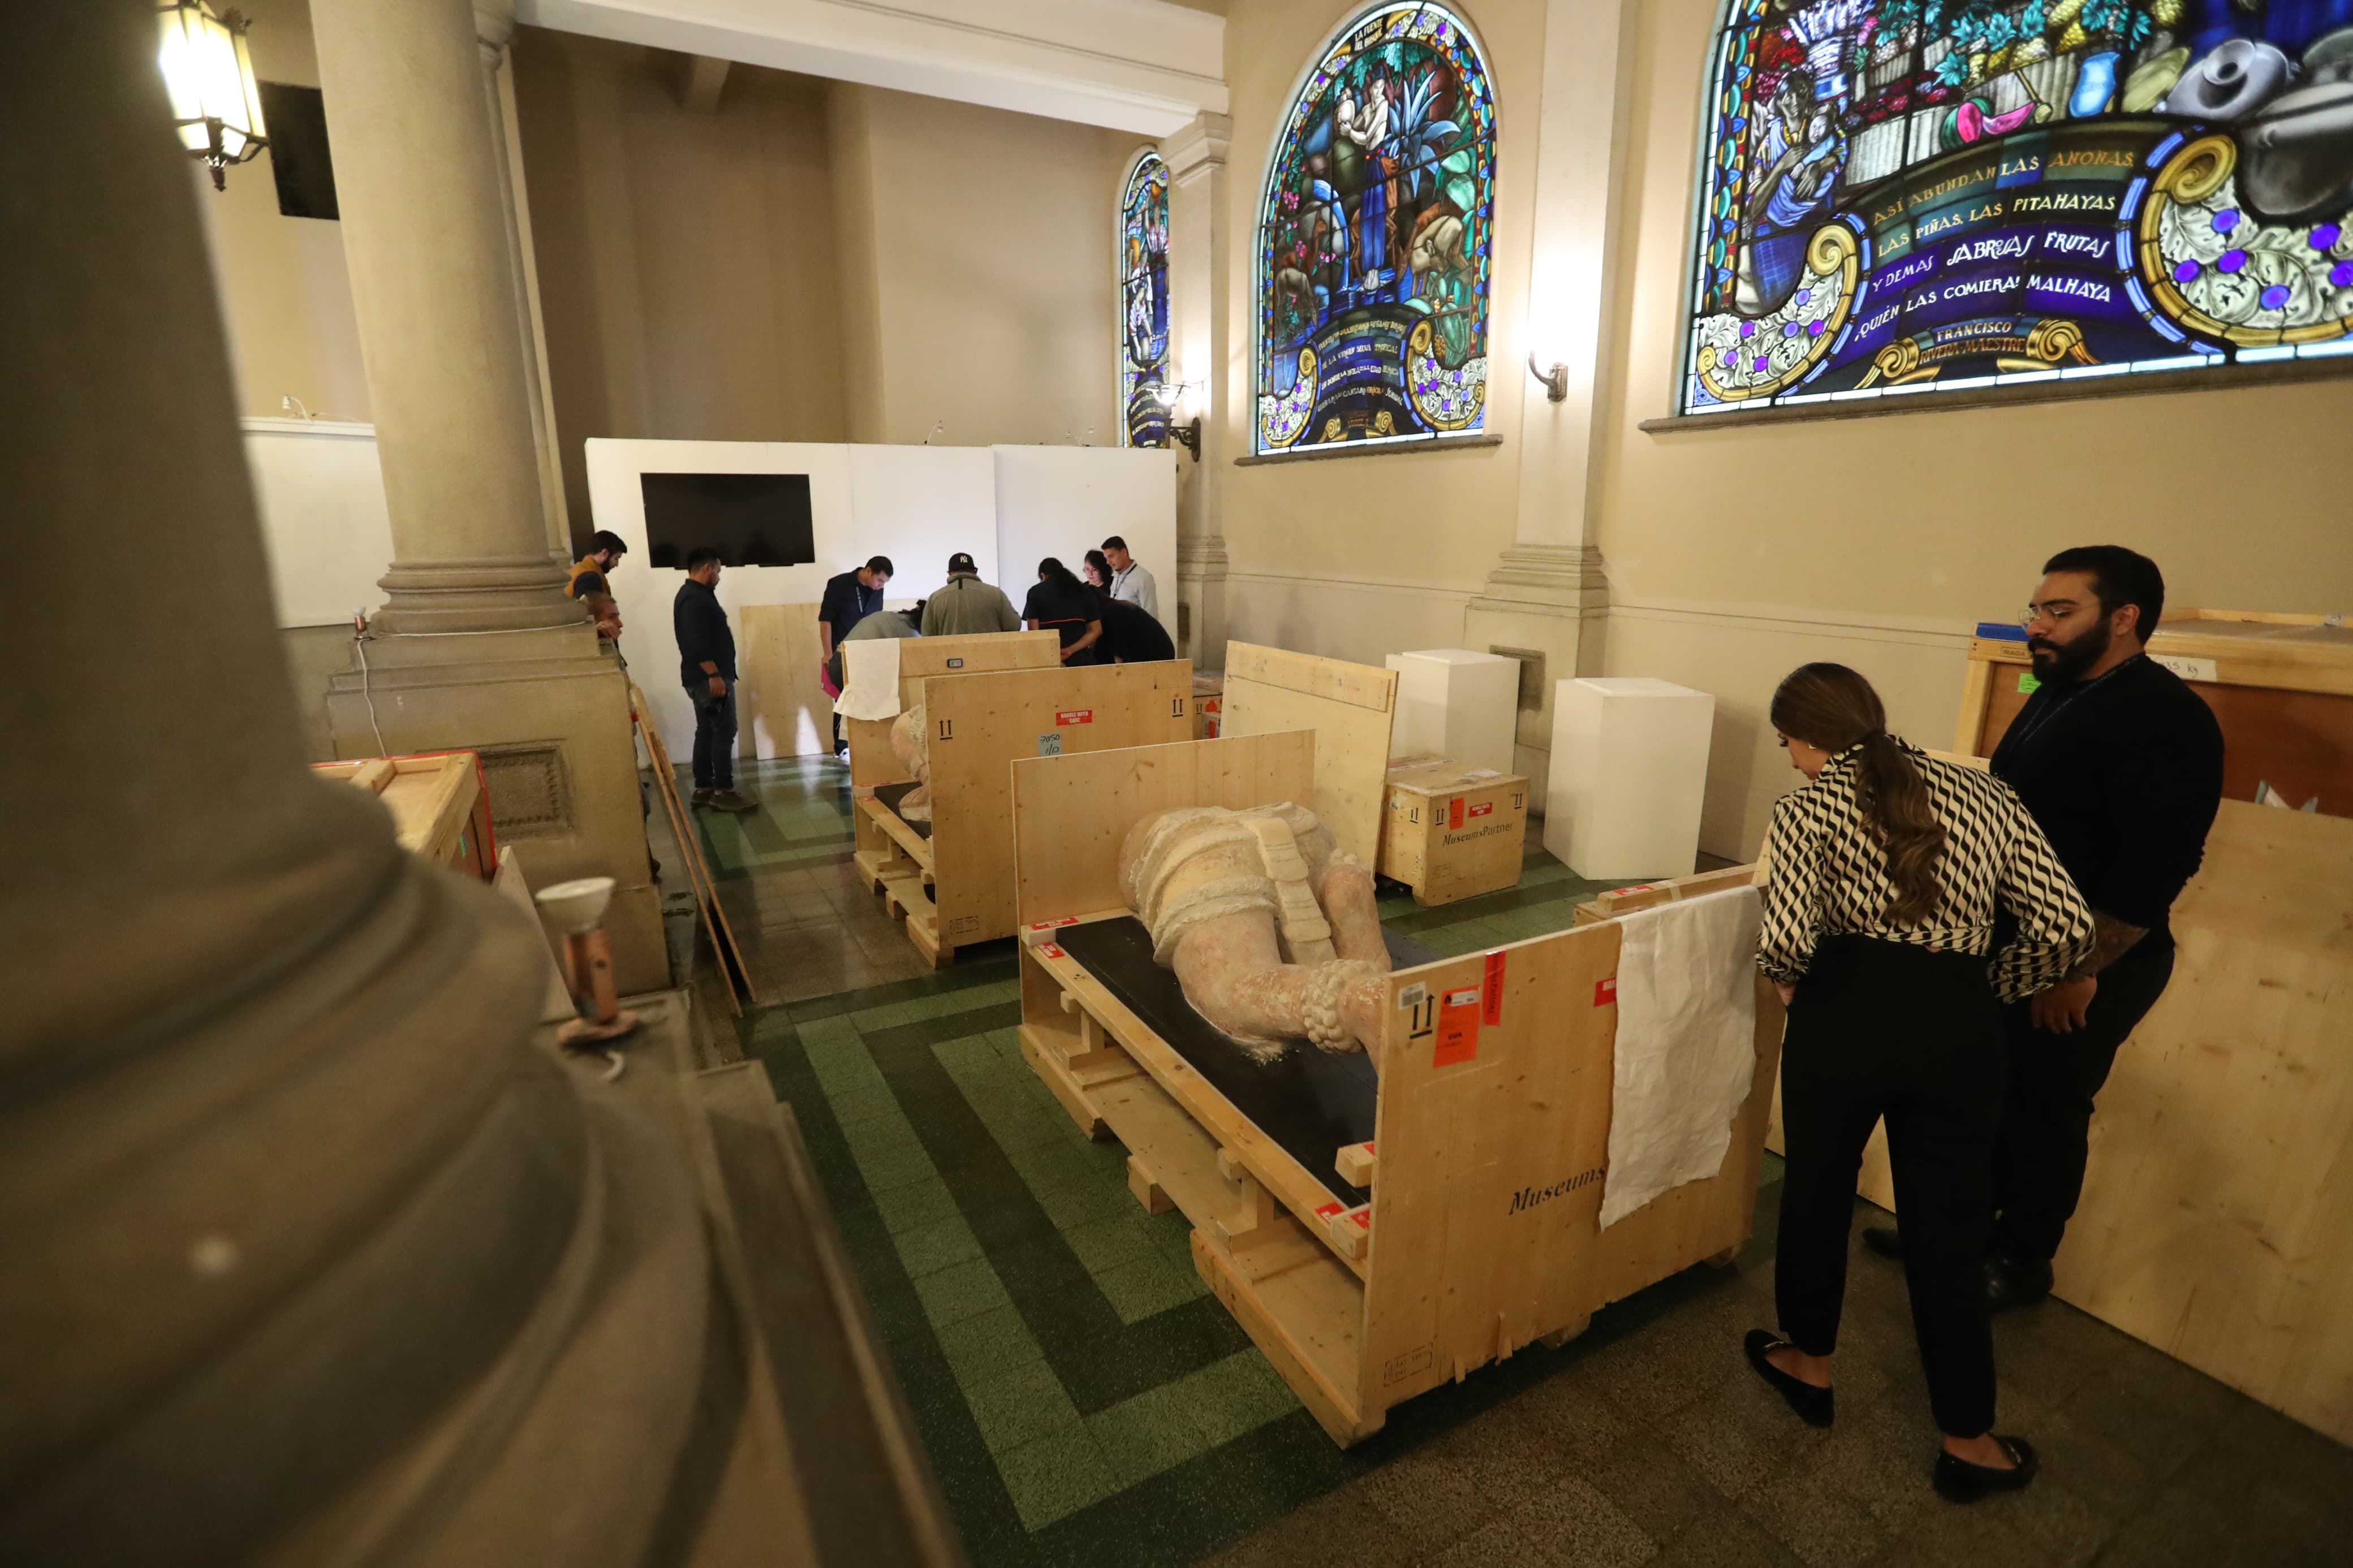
top-left (1770, 663), bottom-right (1946, 924)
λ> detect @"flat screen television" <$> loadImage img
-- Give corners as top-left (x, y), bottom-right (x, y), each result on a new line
top-left (639, 472), bottom-right (815, 569)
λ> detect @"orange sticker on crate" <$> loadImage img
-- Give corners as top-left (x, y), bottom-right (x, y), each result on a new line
top-left (1027, 917), bottom-right (1078, 930)
top-left (1314, 1200), bottom-right (1345, 1221)
top-left (1433, 985), bottom-right (1481, 1066)
top-left (1037, 943), bottom-right (1066, 960)
top-left (1449, 797), bottom-right (1465, 830)
top-left (1468, 801), bottom-right (1493, 818)
top-left (1054, 708), bottom-right (1094, 725)
top-left (1594, 976), bottom-right (1617, 1007)
top-left (1483, 951), bottom-right (1507, 1025)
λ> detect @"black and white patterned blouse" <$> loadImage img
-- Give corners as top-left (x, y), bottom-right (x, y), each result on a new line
top-left (1757, 738), bottom-right (2094, 1003)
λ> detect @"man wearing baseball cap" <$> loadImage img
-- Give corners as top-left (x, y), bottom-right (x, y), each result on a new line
top-left (920, 552), bottom-right (1022, 637)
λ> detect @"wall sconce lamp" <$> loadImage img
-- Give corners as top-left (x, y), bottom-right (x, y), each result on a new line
top-left (1155, 382), bottom-right (1204, 461)
top-left (1527, 351), bottom-right (1570, 403)
top-left (158, 1), bottom-right (270, 191)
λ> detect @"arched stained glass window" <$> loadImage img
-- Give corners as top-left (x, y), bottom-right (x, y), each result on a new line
top-left (1677, 0), bottom-right (2353, 416)
top-left (1255, 3), bottom-right (1498, 454)
top-left (1119, 150), bottom-right (1173, 448)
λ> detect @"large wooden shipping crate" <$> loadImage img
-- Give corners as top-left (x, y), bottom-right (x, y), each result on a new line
top-left (1218, 643), bottom-right (1398, 865)
top-left (1377, 755), bottom-right (1529, 906)
top-left (1010, 733), bottom-right (1783, 1444)
top-left (313, 751), bottom-right (493, 879)
top-left (855, 659), bottom-right (1195, 966)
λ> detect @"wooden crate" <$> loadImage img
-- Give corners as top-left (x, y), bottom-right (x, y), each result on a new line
top-left (1377, 754), bottom-right (1528, 906)
top-left (844, 630), bottom-right (1062, 891)
top-left (313, 751), bottom-right (493, 878)
top-left (1010, 735), bottom-right (1782, 1445)
top-left (1955, 608), bottom-right (2353, 814)
top-left (1193, 671), bottom-right (1222, 740)
top-left (736, 602), bottom-right (833, 760)
top-left (857, 660), bottom-right (1194, 966)
top-left (1217, 643), bottom-right (1398, 866)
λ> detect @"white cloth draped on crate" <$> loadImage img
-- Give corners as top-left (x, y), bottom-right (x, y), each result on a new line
top-left (837, 637), bottom-right (902, 722)
top-left (1599, 884), bottom-right (1762, 1229)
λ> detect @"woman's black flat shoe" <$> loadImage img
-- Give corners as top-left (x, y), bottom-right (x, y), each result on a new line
top-left (1933, 1435), bottom-right (2039, 1502)
top-left (1744, 1330), bottom-right (1834, 1428)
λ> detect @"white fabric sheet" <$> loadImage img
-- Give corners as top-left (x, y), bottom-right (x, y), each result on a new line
top-left (1599, 885), bottom-right (1762, 1229)
top-left (837, 637), bottom-right (903, 722)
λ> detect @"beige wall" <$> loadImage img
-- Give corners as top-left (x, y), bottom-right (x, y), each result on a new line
top-left (827, 84), bottom-right (1130, 448)
top-left (512, 36), bottom-right (851, 535)
top-left (193, 0), bottom-right (370, 422)
top-left (1594, 0), bottom-right (2353, 857)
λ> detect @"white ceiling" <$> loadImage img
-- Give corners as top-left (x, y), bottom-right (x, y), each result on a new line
top-left (515, 0), bottom-right (1227, 135)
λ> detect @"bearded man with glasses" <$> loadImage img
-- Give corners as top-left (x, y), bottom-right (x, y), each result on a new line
top-left (1865, 546), bottom-right (2224, 1310)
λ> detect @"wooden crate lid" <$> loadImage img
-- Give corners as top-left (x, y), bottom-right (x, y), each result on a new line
top-left (313, 753), bottom-right (478, 865)
top-left (1384, 754), bottom-right (1524, 797)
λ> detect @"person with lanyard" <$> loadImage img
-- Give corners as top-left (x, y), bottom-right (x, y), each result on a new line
top-left (1101, 536), bottom-right (1160, 623)
top-left (818, 555), bottom-right (893, 755)
top-left (1747, 663), bottom-right (2093, 1502)
top-left (1863, 547), bottom-right (2224, 1308)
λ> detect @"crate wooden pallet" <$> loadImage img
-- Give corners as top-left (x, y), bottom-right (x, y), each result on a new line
top-left (1218, 643), bottom-right (1399, 866)
top-left (844, 630), bottom-right (1062, 894)
top-left (1377, 754), bottom-right (1529, 906)
top-left (1010, 732), bottom-right (1783, 1445)
top-left (313, 750), bottom-right (494, 878)
top-left (856, 659), bottom-right (1195, 967)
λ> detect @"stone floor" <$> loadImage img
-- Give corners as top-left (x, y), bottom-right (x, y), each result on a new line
top-left (678, 755), bottom-right (2353, 1568)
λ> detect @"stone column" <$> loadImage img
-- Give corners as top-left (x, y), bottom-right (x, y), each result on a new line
top-left (475, 0), bottom-right (572, 561)
top-left (1163, 111), bottom-right (1232, 670)
top-left (312, 0), bottom-right (662, 987)
top-left (0, 9), bottom-right (710, 1560)
top-left (1460, 0), bottom-right (1638, 811)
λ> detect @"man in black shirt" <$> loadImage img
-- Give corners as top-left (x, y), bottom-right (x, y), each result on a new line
top-left (1092, 590), bottom-right (1175, 664)
top-left (1867, 546), bottom-right (2223, 1307)
top-left (818, 555), bottom-right (893, 755)
top-left (674, 547), bottom-right (755, 813)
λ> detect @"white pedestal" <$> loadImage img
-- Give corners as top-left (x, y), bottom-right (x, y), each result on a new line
top-left (1384, 649), bottom-right (1519, 777)
top-left (1544, 677), bottom-right (1714, 879)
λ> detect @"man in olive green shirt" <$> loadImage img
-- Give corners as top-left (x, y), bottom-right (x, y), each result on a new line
top-left (919, 553), bottom-right (1020, 637)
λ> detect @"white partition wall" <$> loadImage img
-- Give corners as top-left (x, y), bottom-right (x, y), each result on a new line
top-left (583, 440), bottom-right (1173, 763)
top-left (992, 445), bottom-right (1176, 617)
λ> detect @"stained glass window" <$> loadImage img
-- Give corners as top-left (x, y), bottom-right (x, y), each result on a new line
top-left (1255, 3), bottom-right (1499, 454)
top-left (1120, 150), bottom-right (1173, 448)
top-left (1677, 0), bottom-right (2353, 415)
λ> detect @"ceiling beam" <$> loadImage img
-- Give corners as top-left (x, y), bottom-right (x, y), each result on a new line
top-left (516, 0), bottom-right (1225, 136)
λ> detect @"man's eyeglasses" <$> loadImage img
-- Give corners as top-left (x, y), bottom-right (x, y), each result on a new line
top-left (2020, 600), bottom-right (2093, 628)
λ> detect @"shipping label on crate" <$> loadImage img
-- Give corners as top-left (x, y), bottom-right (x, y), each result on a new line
top-left (1449, 797), bottom-right (1466, 830)
top-left (1482, 951), bottom-right (1507, 1026)
top-left (1037, 732), bottom-right (1063, 757)
top-left (1028, 917), bottom-right (1078, 931)
top-left (1036, 942), bottom-right (1066, 960)
top-left (1433, 985), bottom-right (1482, 1066)
top-left (2153, 654), bottom-right (2219, 684)
top-left (1594, 976), bottom-right (1617, 1007)
top-left (945, 656), bottom-right (965, 668)
top-left (1468, 801), bottom-right (1494, 818)
top-left (1055, 708), bottom-right (1094, 725)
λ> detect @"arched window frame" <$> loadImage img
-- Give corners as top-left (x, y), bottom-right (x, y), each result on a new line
top-left (1117, 148), bottom-right (1173, 449)
top-left (1670, 0), bottom-right (2353, 420)
top-left (1251, 1), bottom-right (1501, 456)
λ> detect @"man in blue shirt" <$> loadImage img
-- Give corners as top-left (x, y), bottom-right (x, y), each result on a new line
top-left (818, 555), bottom-right (893, 755)
top-left (674, 547), bottom-right (754, 813)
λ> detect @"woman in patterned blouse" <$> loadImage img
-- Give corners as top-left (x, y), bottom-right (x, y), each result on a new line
top-left (1743, 663), bottom-right (2092, 1503)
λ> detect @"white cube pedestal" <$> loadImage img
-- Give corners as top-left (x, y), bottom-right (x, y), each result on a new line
top-left (1383, 649), bottom-right (1520, 778)
top-left (1544, 677), bottom-right (1715, 879)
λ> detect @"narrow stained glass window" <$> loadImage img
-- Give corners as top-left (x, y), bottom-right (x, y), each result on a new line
top-left (1120, 150), bottom-right (1173, 448)
top-left (1254, 2), bottom-right (1499, 455)
top-left (1676, 0), bottom-right (2353, 416)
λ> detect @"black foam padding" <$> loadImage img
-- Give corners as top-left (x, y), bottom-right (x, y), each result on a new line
top-left (1055, 918), bottom-right (1440, 1208)
top-left (872, 780), bottom-right (933, 840)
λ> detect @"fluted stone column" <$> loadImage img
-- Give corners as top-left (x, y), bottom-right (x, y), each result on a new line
top-left (312, 0), bottom-right (661, 987)
top-left (1461, 0), bottom-right (1637, 811)
top-left (1164, 111), bottom-right (1232, 669)
top-left (0, 9), bottom-right (712, 1561)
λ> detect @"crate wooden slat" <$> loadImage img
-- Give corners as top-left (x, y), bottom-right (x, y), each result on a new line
top-left (1377, 755), bottom-right (1529, 906)
top-left (313, 751), bottom-right (490, 878)
top-left (1010, 733), bottom-right (1782, 1444)
top-left (1217, 644), bottom-right (1398, 867)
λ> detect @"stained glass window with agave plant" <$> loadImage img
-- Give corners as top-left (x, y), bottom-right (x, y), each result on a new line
top-left (1255, 2), bottom-right (1499, 453)
top-left (1677, 0), bottom-right (2353, 414)
top-left (1119, 151), bottom-right (1173, 448)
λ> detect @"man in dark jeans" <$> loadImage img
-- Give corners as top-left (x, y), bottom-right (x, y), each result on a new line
top-left (818, 555), bottom-right (892, 756)
top-left (1867, 546), bottom-right (2223, 1307)
top-left (674, 547), bottom-right (756, 814)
